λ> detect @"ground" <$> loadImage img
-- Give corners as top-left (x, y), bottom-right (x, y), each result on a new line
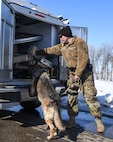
top-left (0, 102), bottom-right (113, 142)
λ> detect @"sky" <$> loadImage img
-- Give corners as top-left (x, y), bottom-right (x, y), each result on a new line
top-left (25, 0), bottom-right (113, 48)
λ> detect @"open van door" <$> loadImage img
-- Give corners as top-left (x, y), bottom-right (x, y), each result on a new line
top-left (0, 0), bottom-right (14, 82)
top-left (70, 26), bottom-right (88, 42)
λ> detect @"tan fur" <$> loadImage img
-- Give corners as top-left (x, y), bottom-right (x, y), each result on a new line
top-left (36, 72), bottom-right (65, 140)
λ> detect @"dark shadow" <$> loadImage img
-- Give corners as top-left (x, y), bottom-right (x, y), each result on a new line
top-left (0, 109), bottom-right (14, 118)
top-left (0, 108), bottom-right (45, 127)
top-left (59, 121), bottom-right (84, 141)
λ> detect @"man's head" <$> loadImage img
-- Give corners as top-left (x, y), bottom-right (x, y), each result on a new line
top-left (59, 26), bottom-right (73, 43)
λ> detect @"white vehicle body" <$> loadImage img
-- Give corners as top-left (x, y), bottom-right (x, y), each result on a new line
top-left (0, 0), bottom-right (88, 108)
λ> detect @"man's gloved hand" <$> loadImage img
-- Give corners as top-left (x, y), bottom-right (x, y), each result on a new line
top-left (28, 49), bottom-right (46, 60)
top-left (35, 49), bottom-right (46, 56)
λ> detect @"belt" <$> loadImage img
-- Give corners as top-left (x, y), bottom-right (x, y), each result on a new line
top-left (67, 67), bottom-right (76, 72)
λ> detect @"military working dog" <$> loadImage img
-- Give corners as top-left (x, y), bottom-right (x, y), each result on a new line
top-left (36, 71), bottom-right (65, 140)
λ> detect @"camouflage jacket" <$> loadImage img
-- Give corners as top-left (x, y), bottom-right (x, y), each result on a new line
top-left (44, 36), bottom-right (89, 78)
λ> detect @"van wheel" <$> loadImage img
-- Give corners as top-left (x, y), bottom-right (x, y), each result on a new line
top-left (20, 99), bottom-right (41, 109)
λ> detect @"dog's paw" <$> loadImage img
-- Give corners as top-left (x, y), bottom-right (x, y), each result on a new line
top-left (47, 134), bottom-right (59, 140)
top-left (54, 131), bottom-right (58, 136)
top-left (47, 135), bottom-right (52, 140)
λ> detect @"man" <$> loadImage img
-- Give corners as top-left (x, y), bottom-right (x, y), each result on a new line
top-left (35, 26), bottom-right (105, 133)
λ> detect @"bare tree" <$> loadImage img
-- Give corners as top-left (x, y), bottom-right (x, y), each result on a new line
top-left (89, 43), bottom-right (113, 81)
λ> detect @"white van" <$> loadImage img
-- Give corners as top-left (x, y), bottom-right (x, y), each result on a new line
top-left (0, 0), bottom-right (88, 109)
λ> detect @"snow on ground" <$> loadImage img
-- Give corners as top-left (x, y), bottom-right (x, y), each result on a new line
top-left (61, 80), bottom-right (113, 116)
top-left (95, 80), bottom-right (113, 106)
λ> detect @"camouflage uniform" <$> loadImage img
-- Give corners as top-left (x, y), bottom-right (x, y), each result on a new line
top-left (43, 36), bottom-right (102, 119)
top-left (67, 70), bottom-right (101, 118)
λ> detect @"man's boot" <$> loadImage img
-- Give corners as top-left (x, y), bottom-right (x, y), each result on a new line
top-left (95, 118), bottom-right (105, 133)
top-left (66, 116), bottom-right (76, 128)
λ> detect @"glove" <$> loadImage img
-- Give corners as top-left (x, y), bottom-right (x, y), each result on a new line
top-left (35, 49), bottom-right (46, 56)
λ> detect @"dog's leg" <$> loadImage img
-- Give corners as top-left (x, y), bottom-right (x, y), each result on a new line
top-left (54, 108), bottom-right (65, 132)
top-left (45, 118), bottom-right (57, 140)
top-left (42, 105), bottom-right (58, 140)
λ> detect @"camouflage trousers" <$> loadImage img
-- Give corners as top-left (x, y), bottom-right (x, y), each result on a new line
top-left (67, 71), bottom-right (102, 118)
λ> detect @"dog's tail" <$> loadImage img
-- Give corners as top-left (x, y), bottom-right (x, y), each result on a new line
top-left (54, 109), bottom-right (65, 131)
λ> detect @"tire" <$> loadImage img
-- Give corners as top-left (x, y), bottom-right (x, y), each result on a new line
top-left (20, 99), bottom-right (41, 109)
